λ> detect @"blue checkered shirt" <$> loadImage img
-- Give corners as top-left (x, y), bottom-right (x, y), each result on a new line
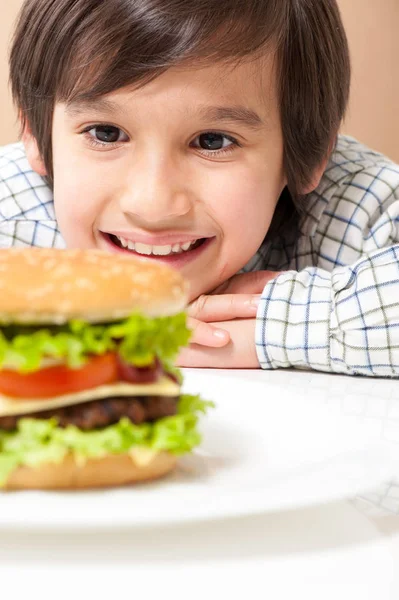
top-left (1, 135), bottom-right (399, 377)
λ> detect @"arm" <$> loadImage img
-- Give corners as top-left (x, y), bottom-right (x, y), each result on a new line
top-left (258, 185), bottom-right (399, 376)
top-left (257, 247), bottom-right (399, 376)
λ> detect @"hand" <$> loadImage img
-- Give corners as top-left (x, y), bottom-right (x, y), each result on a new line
top-left (178, 271), bottom-right (282, 368)
top-left (177, 318), bottom-right (259, 368)
top-left (185, 270), bottom-right (281, 348)
top-left (210, 270), bottom-right (281, 295)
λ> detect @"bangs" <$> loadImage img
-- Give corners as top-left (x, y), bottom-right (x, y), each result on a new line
top-left (11, 0), bottom-right (350, 199)
top-left (56, 0), bottom-right (286, 104)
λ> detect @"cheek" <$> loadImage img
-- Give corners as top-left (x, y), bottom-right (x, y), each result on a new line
top-left (197, 162), bottom-right (283, 285)
top-left (52, 148), bottom-right (115, 244)
top-left (205, 166), bottom-right (279, 242)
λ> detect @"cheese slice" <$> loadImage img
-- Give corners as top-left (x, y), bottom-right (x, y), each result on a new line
top-left (129, 447), bottom-right (160, 467)
top-left (0, 376), bottom-right (180, 417)
top-left (74, 447), bottom-right (161, 468)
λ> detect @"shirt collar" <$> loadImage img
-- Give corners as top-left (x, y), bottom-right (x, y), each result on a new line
top-left (298, 140), bottom-right (366, 237)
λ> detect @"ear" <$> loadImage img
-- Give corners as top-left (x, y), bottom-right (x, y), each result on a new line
top-left (21, 123), bottom-right (47, 177)
top-left (300, 156), bottom-right (329, 195)
top-left (300, 136), bottom-right (337, 195)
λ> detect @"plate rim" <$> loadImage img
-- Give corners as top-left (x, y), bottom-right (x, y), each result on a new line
top-left (0, 370), bottom-right (398, 530)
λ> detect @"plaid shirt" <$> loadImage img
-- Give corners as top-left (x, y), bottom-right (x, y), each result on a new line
top-left (1, 135), bottom-right (399, 377)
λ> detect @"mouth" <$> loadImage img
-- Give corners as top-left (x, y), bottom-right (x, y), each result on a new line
top-left (101, 232), bottom-right (212, 264)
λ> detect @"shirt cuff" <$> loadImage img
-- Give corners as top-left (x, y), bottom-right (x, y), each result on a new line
top-left (255, 269), bottom-right (333, 372)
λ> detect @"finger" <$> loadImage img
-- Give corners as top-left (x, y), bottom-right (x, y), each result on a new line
top-left (178, 319), bottom-right (259, 368)
top-left (177, 343), bottom-right (234, 368)
top-left (211, 270), bottom-right (281, 295)
top-left (188, 293), bottom-right (261, 322)
top-left (187, 317), bottom-right (230, 347)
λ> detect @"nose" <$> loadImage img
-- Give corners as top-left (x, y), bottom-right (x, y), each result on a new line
top-left (119, 151), bottom-right (193, 226)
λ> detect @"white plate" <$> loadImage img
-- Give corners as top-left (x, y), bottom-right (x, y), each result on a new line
top-left (0, 368), bottom-right (398, 530)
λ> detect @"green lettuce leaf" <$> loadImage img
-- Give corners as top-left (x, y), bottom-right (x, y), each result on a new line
top-left (0, 395), bottom-right (214, 487)
top-left (0, 312), bottom-right (191, 373)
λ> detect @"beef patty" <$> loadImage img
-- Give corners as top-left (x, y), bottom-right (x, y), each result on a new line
top-left (0, 395), bottom-right (179, 431)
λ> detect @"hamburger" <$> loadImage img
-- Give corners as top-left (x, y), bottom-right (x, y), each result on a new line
top-left (0, 248), bottom-right (210, 490)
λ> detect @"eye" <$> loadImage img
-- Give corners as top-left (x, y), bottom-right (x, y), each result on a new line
top-left (84, 124), bottom-right (129, 144)
top-left (192, 132), bottom-right (236, 152)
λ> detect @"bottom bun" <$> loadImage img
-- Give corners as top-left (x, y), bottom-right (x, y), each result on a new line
top-left (5, 450), bottom-right (177, 490)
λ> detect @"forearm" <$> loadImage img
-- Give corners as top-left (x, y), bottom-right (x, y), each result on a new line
top-left (257, 246), bottom-right (399, 377)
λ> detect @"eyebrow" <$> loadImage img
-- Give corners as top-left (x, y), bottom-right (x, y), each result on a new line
top-left (65, 98), bottom-right (125, 118)
top-left (65, 98), bottom-right (265, 129)
top-left (196, 105), bottom-right (265, 130)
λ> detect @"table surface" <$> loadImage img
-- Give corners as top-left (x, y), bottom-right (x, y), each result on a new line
top-left (1, 368), bottom-right (399, 600)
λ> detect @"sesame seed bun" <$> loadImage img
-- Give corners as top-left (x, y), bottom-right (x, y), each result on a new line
top-left (0, 248), bottom-right (188, 324)
top-left (4, 450), bottom-right (177, 490)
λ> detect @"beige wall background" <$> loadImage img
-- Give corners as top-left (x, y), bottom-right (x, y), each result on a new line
top-left (1, 0), bottom-right (398, 162)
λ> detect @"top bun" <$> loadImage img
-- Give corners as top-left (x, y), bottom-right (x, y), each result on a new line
top-left (0, 248), bottom-right (188, 324)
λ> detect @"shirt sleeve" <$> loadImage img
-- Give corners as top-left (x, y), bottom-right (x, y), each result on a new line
top-left (256, 205), bottom-right (399, 377)
top-left (0, 220), bottom-right (64, 249)
top-left (0, 143), bottom-right (64, 249)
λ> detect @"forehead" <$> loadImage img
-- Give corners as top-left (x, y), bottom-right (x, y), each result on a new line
top-left (64, 55), bottom-right (278, 124)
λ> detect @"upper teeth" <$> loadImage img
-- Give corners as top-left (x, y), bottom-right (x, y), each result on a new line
top-left (115, 236), bottom-right (198, 256)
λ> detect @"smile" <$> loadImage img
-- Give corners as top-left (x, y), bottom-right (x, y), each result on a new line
top-left (110, 235), bottom-right (204, 256)
top-left (101, 232), bottom-right (213, 265)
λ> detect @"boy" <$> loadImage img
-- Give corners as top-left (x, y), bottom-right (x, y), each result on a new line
top-left (2, 0), bottom-right (399, 376)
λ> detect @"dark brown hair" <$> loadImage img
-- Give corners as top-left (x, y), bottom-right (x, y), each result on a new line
top-left (9, 0), bottom-right (350, 207)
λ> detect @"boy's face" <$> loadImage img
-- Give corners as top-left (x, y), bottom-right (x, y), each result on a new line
top-left (50, 58), bottom-right (285, 300)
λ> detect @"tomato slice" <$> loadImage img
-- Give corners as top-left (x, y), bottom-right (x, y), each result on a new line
top-left (0, 353), bottom-right (119, 399)
top-left (117, 356), bottom-right (161, 384)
